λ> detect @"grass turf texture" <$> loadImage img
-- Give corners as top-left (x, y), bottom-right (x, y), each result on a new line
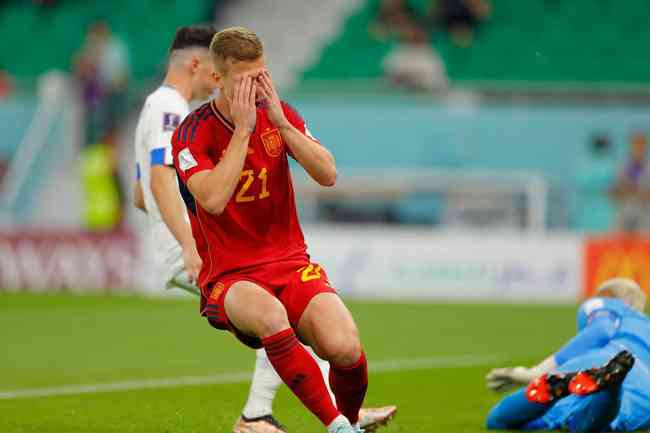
top-left (0, 292), bottom-right (580, 433)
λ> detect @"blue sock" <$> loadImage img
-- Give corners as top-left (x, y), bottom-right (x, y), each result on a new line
top-left (486, 388), bottom-right (551, 430)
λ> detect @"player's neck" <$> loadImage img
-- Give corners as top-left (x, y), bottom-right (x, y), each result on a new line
top-left (214, 94), bottom-right (232, 123)
top-left (162, 71), bottom-right (192, 103)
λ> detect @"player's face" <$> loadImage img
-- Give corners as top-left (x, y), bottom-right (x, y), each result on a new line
top-left (214, 57), bottom-right (267, 106)
top-left (191, 50), bottom-right (218, 100)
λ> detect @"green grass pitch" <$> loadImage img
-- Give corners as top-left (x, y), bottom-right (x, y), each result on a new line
top-left (0, 292), bottom-right (580, 433)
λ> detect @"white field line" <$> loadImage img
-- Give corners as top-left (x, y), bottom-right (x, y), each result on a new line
top-left (0, 354), bottom-right (503, 400)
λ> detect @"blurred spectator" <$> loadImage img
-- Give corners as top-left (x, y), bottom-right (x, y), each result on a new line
top-left (0, 69), bottom-right (13, 99)
top-left (374, 0), bottom-right (424, 40)
top-left (0, 159), bottom-right (8, 186)
top-left (33, 0), bottom-right (58, 9)
top-left (73, 20), bottom-right (130, 231)
top-left (382, 25), bottom-right (448, 92)
top-left (73, 19), bottom-right (130, 146)
top-left (374, 0), bottom-right (448, 92)
top-left (610, 132), bottom-right (650, 232)
top-left (576, 133), bottom-right (616, 232)
top-left (433, 0), bottom-right (491, 47)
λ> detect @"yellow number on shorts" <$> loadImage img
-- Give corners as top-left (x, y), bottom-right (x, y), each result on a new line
top-left (298, 264), bottom-right (322, 282)
top-left (235, 168), bottom-right (271, 203)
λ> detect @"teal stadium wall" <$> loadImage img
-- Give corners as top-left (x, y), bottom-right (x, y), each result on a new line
top-left (291, 97), bottom-right (650, 230)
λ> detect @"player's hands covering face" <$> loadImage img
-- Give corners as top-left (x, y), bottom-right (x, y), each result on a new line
top-left (258, 70), bottom-right (289, 129)
top-left (229, 75), bottom-right (257, 134)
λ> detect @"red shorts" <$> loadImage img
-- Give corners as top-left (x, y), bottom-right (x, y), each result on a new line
top-left (201, 259), bottom-right (337, 348)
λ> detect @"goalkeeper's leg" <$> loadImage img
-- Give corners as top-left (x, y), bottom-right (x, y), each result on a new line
top-left (486, 388), bottom-right (552, 430)
top-left (564, 387), bottom-right (622, 433)
top-left (488, 351), bottom-right (634, 431)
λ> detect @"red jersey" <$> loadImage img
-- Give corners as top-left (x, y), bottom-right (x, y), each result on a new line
top-left (172, 100), bottom-right (312, 293)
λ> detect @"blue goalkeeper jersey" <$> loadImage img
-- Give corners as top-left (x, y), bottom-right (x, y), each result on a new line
top-left (575, 297), bottom-right (650, 367)
top-left (543, 298), bottom-right (650, 431)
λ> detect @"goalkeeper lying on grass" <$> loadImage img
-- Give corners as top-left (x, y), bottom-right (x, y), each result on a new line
top-left (485, 278), bottom-right (650, 432)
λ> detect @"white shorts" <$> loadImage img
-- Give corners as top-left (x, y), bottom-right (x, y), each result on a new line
top-left (159, 247), bottom-right (200, 296)
top-left (166, 267), bottom-right (200, 296)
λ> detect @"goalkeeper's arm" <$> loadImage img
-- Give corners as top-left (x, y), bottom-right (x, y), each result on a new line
top-left (486, 315), bottom-right (617, 392)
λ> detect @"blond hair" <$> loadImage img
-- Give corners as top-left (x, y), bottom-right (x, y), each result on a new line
top-left (597, 278), bottom-right (647, 312)
top-left (209, 26), bottom-right (263, 73)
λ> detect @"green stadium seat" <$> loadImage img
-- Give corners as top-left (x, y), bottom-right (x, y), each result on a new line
top-left (0, 0), bottom-right (213, 85)
top-left (300, 0), bottom-right (650, 87)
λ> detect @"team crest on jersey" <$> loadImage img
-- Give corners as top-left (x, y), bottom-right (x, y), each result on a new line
top-left (163, 112), bottom-right (181, 131)
top-left (261, 129), bottom-right (283, 158)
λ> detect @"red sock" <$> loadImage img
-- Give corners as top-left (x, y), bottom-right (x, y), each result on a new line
top-left (329, 352), bottom-right (368, 425)
top-left (262, 328), bottom-right (340, 426)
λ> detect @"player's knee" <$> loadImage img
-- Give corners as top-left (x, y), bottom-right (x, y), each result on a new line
top-left (256, 305), bottom-right (290, 338)
top-left (338, 337), bottom-right (363, 366)
top-left (485, 410), bottom-right (507, 430)
top-left (322, 326), bottom-right (362, 366)
top-left (485, 406), bottom-right (511, 430)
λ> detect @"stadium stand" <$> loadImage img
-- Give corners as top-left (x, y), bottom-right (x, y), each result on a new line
top-left (301, 0), bottom-right (650, 87)
top-left (2, 0), bottom-right (649, 230)
top-left (0, 0), bottom-right (214, 84)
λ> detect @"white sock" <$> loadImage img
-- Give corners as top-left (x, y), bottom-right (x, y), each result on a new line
top-left (304, 345), bottom-right (336, 405)
top-left (241, 348), bottom-right (283, 419)
top-left (327, 414), bottom-right (352, 433)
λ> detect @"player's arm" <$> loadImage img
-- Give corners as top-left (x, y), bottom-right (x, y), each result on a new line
top-left (258, 71), bottom-right (337, 187)
top-left (553, 314), bottom-right (617, 364)
top-left (486, 300), bottom-right (618, 392)
top-left (150, 164), bottom-right (197, 245)
top-left (133, 163), bottom-right (146, 212)
top-left (149, 112), bottom-right (202, 281)
top-left (133, 180), bottom-right (146, 212)
top-left (186, 76), bottom-right (256, 215)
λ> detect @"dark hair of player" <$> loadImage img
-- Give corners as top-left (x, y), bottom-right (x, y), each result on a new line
top-left (169, 25), bottom-right (216, 52)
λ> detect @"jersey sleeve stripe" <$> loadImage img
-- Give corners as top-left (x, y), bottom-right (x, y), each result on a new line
top-left (189, 109), bottom-right (212, 142)
top-left (175, 121), bottom-right (184, 143)
top-left (182, 113), bottom-right (197, 144)
top-left (175, 114), bottom-right (193, 145)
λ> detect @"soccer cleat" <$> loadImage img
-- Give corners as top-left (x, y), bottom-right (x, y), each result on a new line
top-left (233, 414), bottom-right (287, 433)
top-left (329, 426), bottom-right (355, 433)
top-left (569, 350), bottom-right (635, 396)
top-left (525, 373), bottom-right (574, 404)
top-left (525, 350), bottom-right (636, 404)
top-left (327, 415), bottom-right (357, 433)
top-left (358, 406), bottom-right (397, 432)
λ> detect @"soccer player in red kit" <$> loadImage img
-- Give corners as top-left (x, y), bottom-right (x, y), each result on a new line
top-left (172, 27), bottom-right (379, 433)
